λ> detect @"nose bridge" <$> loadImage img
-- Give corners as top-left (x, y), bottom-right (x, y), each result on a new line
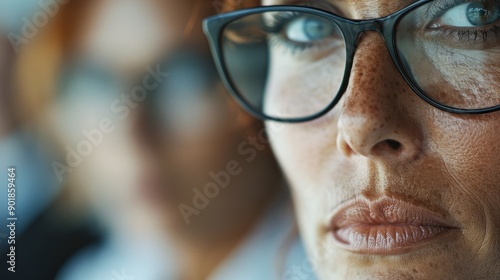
top-left (352, 19), bottom-right (386, 45)
top-left (341, 33), bottom-right (395, 126)
top-left (335, 24), bottom-right (423, 162)
top-left (131, 100), bottom-right (161, 148)
top-left (357, 19), bottom-right (384, 32)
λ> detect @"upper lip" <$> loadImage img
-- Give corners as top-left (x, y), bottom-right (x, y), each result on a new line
top-left (329, 196), bottom-right (459, 231)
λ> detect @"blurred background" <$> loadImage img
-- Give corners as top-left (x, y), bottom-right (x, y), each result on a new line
top-left (0, 0), bottom-right (314, 280)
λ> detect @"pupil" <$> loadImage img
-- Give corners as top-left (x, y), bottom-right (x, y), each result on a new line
top-left (467, 2), bottom-right (500, 25)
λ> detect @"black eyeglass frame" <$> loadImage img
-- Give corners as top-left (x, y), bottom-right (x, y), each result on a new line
top-left (204, 1), bottom-right (500, 123)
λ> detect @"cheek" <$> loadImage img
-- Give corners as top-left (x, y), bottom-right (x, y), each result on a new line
top-left (264, 55), bottom-right (350, 244)
top-left (52, 96), bottom-right (145, 196)
top-left (263, 57), bottom-right (347, 189)
top-left (429, 114), bottom-right (500, 243)
top-left (401, 42), bottom-right (500, 109)
top-left (266, 113), bottom-right (345, 252)
top-left (266, 113), bottom-right (340, 191)
top-left (430, 113), bottom-right (500, 196)
top-left (264, 50), bottom-right (345, 118)
top-left (75, 130), bottom-right (142, 196)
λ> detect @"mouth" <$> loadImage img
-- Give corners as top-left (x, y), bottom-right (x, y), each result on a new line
top-left (329, 196), bottom-right (460, 255)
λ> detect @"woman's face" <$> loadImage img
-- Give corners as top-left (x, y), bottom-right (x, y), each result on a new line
top-left (261, 0), bottom-right (500, 278)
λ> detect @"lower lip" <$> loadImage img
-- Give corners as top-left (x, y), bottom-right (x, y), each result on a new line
top-left (333, 224), bottom-right (457, 254)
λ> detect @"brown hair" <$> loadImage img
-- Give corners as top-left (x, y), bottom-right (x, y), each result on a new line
top-left (14, 6), bottom-right (63, 125)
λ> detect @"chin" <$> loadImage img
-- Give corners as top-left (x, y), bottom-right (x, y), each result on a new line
top-left (293, 194), bottom-right (500, 280)
top-left (308, 228), bottom-right (498, 280)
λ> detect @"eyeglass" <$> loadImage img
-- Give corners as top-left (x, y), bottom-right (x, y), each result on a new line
top-left (203, 0), bottom-right (500, 123)
top-left (58, 49), bottom-right (226, 130)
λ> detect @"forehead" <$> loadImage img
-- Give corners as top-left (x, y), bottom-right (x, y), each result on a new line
top-left (261, 0), bottom-right (416, 18)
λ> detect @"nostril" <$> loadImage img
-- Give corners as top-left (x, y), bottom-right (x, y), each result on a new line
top-left (385, 139), bottom-right (401, 150)
top-left (369, 139), bottom-right (403, 157)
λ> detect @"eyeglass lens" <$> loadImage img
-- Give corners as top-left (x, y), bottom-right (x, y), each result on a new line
top-left (219, 1), bottom-right (500, 120)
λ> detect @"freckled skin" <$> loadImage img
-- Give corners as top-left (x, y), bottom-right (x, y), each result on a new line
top-left (260, 0), bottom-right (500, 278)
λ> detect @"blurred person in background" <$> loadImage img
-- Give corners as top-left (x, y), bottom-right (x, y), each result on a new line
top-left (42, 0), bottom-right (316, 279)
top-left (0, 2), bottom-right (84, 279)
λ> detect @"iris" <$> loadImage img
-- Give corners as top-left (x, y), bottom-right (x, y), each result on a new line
top-left (467, 2), bottom-right (500, 26)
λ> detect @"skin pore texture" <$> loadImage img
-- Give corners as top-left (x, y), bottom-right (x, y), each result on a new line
top-left (260, 0), bottom-right (500, 279)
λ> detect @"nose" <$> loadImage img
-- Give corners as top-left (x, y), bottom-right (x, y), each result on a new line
top-left (131, 102), bottom-right (161, 149)
top-left (336, 33), bottom-right (423, 162)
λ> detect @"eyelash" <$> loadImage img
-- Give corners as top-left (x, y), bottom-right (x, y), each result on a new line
top-left (426, 0), bottom-right (500, 44)
top-left (264, 12), bottom-right (315, 53)
top-left (264, 11), bottom-right (299, 34)
top-left (436, 26), bottom-right (500, 45)
top-left (264, 0), bottom-right (500, 50)
top-left (429, 0), bottom-right (500, 15)
top-left (264, 12), bottom-right (338, 54)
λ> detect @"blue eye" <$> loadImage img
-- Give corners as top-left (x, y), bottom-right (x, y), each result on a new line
top-left (285, 16), bottom-right (333, 43)
top-left (467, 2), bottom-right (500, 25)
top-left (439, 2), bottom-right (500, 27)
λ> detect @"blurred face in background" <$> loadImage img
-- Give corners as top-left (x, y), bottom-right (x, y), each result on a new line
top-left (51, 0), bottom-right (279, 237)
top-left (52, 0), bottom-right (179, 234)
